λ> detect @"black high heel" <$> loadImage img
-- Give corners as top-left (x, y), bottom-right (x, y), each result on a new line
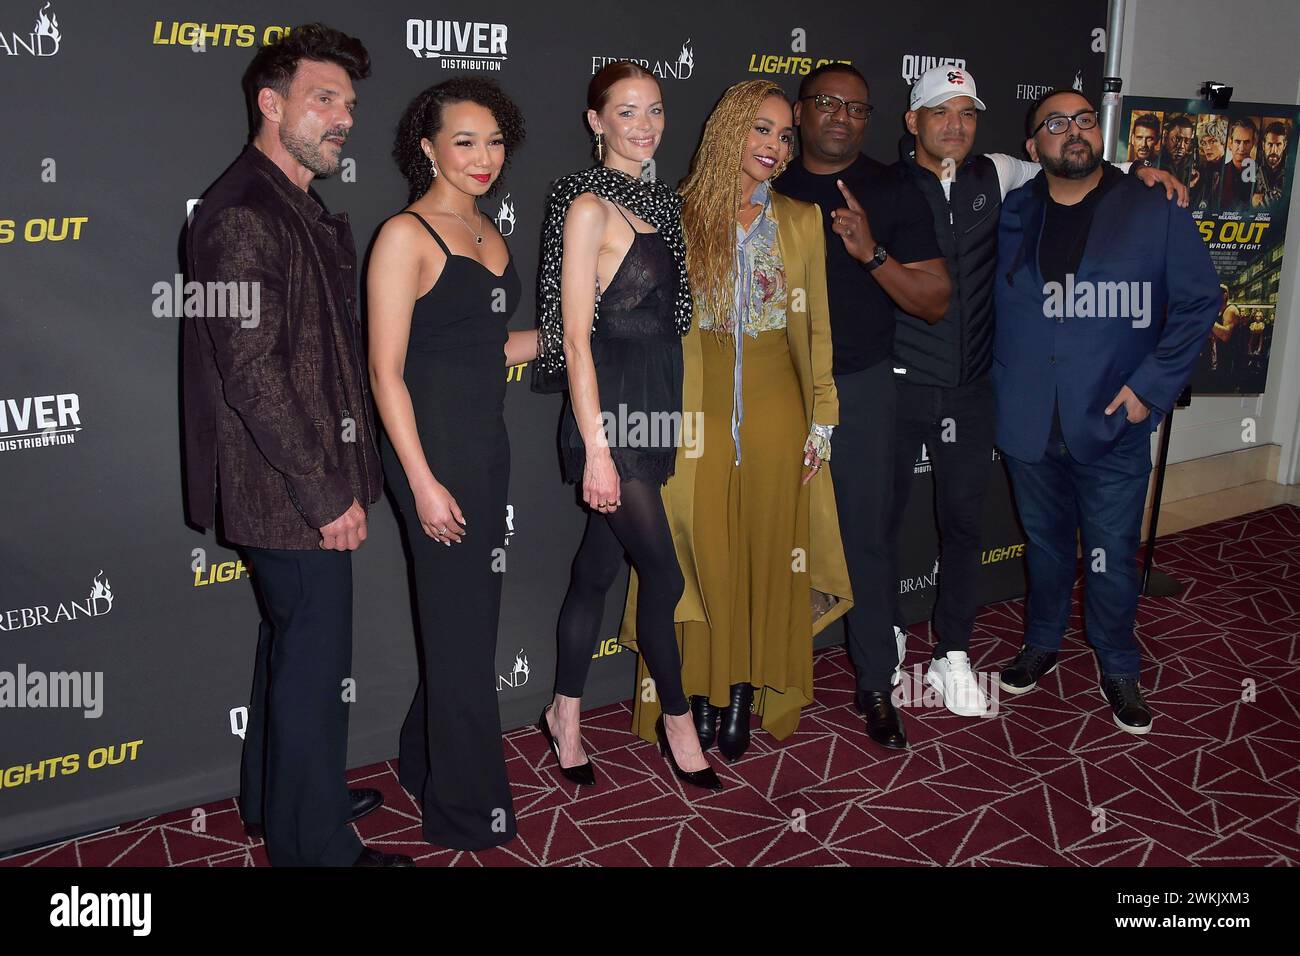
top-left (655, 715), bottom-right (723, 792)
top-left (538, 704), bottom-right (596, 786)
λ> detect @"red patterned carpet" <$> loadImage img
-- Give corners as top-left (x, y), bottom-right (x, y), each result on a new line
top-left (6, 504), bottom-right (1299, 868)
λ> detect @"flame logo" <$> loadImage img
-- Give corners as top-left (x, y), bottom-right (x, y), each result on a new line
top-left (34, 2), bottom-right (59, 42)
top-left (1072, 69), bottom-right (1083, 92)
top-left (512, 650), bottom-right (530, 683)
top-left (677, 39), bottom-right (693, 71)
top-left (495, 193), bottom-right (515, 236)
top-left (89, 570), bottom-right (114, 614)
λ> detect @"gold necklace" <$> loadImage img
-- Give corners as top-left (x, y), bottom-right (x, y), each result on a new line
top-left (441, 204), bottom-right (484, 245)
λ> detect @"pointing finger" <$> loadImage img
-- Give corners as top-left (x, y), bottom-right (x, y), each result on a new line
top-left (836, 178), bottom-right (864, 212)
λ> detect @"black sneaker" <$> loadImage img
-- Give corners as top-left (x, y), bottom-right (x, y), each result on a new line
top-left (1100, 677), bottom-right (1153, 735)
top-left (998, 645), bottom-right (1059, 695)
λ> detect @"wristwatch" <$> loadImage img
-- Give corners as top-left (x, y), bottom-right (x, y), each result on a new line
top-left (863, 244), bottom-right (888, 272)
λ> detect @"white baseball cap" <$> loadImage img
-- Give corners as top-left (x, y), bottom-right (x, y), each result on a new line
top-left (910, 66), bottom-right (987, 111)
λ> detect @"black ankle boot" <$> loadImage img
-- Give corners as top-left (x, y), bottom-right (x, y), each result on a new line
top-left (690, 695), bottom-right (719, 750)
top-left (716, 683), bottom-right (753, 763)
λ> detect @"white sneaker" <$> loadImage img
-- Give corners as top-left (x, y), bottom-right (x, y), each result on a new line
top-left (925, 651), bottom-right (989, 717)
top-left (891, 626), bottom-right (907, 686)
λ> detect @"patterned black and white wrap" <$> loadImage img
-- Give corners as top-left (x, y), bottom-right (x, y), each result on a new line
top-left (531, 164), bottom-right (692, 393)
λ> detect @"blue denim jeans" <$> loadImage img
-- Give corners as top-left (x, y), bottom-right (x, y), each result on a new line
top-left (1003, 421), bottom-right (1153, 678)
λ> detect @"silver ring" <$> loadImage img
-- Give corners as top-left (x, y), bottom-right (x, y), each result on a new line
top-left (436, 527), bottom-right (448, 536)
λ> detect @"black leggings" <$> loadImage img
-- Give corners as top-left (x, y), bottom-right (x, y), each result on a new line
top-left (554, 478), bottom-right (689, 716)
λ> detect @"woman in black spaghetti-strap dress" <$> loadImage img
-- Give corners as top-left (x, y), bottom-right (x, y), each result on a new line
top-left (557, 203), bottom-right (681, 485)
top-left (532, 64), bottom-right (721, 794)
top-left (369, 80), bottom-right (535, 851)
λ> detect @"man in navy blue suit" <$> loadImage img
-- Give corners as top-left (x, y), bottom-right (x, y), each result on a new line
top-left (992, 89), bottom-right (1218, 734)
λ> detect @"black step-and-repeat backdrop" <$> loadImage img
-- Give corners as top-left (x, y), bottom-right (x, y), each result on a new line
top-left (1, 0), bottom-right (1105, 852)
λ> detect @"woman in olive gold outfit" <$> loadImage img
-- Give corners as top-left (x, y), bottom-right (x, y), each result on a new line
top-left (620, 80), bottom-right (852, 761)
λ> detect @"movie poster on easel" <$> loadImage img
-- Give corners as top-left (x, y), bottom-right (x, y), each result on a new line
top-left (1119, 96), bottom-right (1300, 396)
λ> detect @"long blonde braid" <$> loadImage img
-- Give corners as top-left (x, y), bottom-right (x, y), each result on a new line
top-left (679, 80), bottom-right (791, 333)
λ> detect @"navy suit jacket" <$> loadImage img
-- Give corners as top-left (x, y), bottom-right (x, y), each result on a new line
top-left (992, 165), bottom-right (1219, 464)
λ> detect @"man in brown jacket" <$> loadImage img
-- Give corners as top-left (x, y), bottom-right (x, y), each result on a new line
top-left (182, 24), bottom-right (408, 866)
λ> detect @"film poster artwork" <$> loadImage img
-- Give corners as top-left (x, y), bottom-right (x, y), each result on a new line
top-left (1120, 96), bottom-right (1299, 395)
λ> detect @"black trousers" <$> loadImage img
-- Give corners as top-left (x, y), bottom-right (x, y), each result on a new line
top-left (238, 546), bottom-right (362, 867)
top-left (889, 374), bottom-right (996, 658)
top-left (831, 358), bottom-right (900, 694)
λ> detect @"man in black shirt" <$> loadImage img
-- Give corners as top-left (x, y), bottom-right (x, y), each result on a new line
top-left (994, 90), bottom-right (1219, 734)
top-left (775, 63), bottom-right (950, 751)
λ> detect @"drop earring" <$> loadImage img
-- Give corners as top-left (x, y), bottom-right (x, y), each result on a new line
top-left (594, 132), bottom-right (604, 162)
top-left (428, 155), bottom-right (439, 179)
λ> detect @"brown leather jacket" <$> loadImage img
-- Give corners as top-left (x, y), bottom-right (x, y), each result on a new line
top-left (182, 145), bottom-right (382, 549)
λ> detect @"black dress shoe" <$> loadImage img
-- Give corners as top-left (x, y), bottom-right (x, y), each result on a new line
top-left (347, 787), bottom-right (384, 823)
top-left (716, 683), bottom-right (753, 763)
top-left (1100, 677), bottom-right (1153, 735)
top-left (690, 695), bottom-right (720, 750)
top-left (537, 704), bottom-right (597, 786)
top-left (353, 847), bottom-right (415, 867)
top-left (998, 645), bottom-right (1059, 695)
top-left (245, 787), bottom-right (385, 841)
top-left (854, 690), bottom-right (907, 750)
top-left (655, 715), bottom-right (723, 792)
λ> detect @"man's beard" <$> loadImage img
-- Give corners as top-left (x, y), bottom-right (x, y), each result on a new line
top-left (1041, 137), bottom-right (1101, 178)
top-left (281, 125), bottom-right (344, 178)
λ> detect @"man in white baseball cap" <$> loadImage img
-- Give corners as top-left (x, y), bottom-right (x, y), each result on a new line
top-left (909, 65), bottom-right (987, 112)
top-left (886, 66), bottom-right (1187, 722)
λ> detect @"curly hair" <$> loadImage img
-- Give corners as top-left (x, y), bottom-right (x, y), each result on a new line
top-left (680, 80), bottom-right (790, 332)
top-left (241, 23), bottom-right (370, 137)
top-left (393, 77), bottom-right (526, 204)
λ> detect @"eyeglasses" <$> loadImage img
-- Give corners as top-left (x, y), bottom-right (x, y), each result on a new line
top-left (1032, 110), bottom-right (1099, 136)
top-left (801, 93), bottom-right (873, 121)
